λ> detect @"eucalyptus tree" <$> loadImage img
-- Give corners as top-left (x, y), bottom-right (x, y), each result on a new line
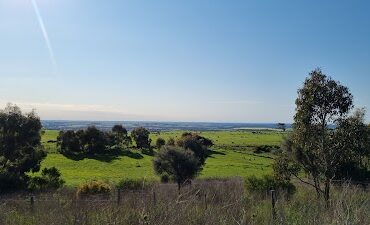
top-left (274, 69), bottom-right (370, 203)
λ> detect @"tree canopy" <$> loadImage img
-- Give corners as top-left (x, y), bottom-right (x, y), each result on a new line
top-left (131, 127), bottom-right (151, 149)
top-left (0, 104), bottom-right (46, 191)
top-left (274, 69), bottom-right (370, 203)
top-left (153, 146), bottom-right (202, 190)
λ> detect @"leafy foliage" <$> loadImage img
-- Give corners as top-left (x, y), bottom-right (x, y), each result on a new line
top-left (28, 167), bottom-right (65, 191)
top-left (153, 146), bottom-right (202, 190)
top-left (155, 137), bottom-right (166, 149)
top-left (109, 125), bottom-right (132, 149)
top-left (274, 69), bottom-right (370, 202)
top-left (0, 104), bottom-right (46, 192)
top-left (131, 127), bottom-right (151, 149)
top-left (177, 132), bottom-right (213, 165)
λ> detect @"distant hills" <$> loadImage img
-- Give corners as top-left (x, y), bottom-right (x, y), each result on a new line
top-left (41, 120), bottom-right (292, 131)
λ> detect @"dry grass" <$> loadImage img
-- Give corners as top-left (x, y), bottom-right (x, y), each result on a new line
top-left (0, 179), bottom-right (369, 225)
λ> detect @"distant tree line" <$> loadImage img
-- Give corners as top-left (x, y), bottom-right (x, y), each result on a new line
top-left (57, 125), bottom-right (152, 156)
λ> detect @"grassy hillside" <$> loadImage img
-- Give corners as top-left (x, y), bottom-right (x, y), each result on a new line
top-left (40, 130), bottom-right (284, 186)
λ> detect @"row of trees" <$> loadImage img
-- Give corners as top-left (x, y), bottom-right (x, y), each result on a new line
top-left (57, 126), bottom-right (151, 156)
top-left (274, 69), bottom-right (370, 204)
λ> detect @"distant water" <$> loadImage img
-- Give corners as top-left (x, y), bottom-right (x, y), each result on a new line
top-left (42, 120), bottom-right (292, 131)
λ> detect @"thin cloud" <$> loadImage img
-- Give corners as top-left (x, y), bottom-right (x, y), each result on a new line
top-left (209, 100), bottom-right (262, 105)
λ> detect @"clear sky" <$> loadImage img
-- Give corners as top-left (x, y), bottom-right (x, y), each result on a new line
top-left (0, 0), bottom-right (369, 122)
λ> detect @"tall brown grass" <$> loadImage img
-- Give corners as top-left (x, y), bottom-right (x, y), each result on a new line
top-left (0, 178), bottom-right (369, 225)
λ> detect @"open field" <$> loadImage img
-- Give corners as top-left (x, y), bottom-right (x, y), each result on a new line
top-left (40, 130), bottom-right (284, 186)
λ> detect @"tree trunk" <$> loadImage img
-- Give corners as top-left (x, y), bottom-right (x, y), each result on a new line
top-left (177, 182), bottom-right (181, 194)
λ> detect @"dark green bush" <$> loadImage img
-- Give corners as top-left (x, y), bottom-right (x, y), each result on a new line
top-left (28, 167), bottom-right (65, 191)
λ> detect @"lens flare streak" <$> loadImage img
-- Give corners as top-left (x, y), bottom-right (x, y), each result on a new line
top-left (31, 0), bottom-right (57, 72)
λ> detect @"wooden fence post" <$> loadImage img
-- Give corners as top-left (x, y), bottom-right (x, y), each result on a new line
top-left (271, 190), bottom-right (277, 221)
top-left (117, 189), bottom-right (121, 205)
top-left (30, 196), bottom-right (35, 212)
top-left (153, 191), bottom-right (157, 206)
top-left (204, 193), bottom-right (207, 210)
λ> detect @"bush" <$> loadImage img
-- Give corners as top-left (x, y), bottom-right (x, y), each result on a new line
top-left (245, 175), bottom-right (296, 195)
top-left (77, 180), bottom-right (112, 197)
top-left (156, 138), bottom-right (166, 149)
top-left (117, 178), bottom-right (154, 190)
top-left (28, 167), bottom-right (65, 191)
top-left (153, 146), bottom-right (202, 190)
top-left (167, 138), bottom-right (176, 146)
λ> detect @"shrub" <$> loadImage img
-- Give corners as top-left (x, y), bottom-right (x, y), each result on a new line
top-left (153, 146), bottom-right (202, 190)
top-left (28, 167), bottom-right (65, 191)
top-left (167, 138), bottom-right (176, 146)
top-left (77, 180), bottom-right (112, 197)
top-left (156, 138), bottom-right (166, 149)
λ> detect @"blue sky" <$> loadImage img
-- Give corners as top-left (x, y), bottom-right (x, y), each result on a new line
top-left (0, 0), bottom-right (369, 122)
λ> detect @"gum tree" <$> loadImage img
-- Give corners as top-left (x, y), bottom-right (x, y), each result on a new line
top-left (274, 69), bottom-right (369, 203)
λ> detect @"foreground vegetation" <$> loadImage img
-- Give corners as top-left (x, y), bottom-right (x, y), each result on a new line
top-left (1, 179), bottom-right (369, 225)
top-left (40, 130), bottom-right (283, 186)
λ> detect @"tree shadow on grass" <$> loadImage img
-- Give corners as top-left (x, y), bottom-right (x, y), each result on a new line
top-left (61, 149), bottom-right (144, 163)
top-left (207, 149), bottom-right (226, 158)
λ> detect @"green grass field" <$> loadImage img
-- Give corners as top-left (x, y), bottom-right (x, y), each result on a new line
top-left (40, 130), bottom-right (285, 186)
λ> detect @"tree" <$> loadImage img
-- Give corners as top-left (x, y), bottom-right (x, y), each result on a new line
top-left (177, 133), bottom-right (213, 165)
top-left (131, 127), bottom-right (151, 149)
top-left (153, 146), bottom-right (202, 191)
top-left (156, 138), bottom-right (166, 149)
top-left (277, 123), bottom-right (286, 131)
top-left (112, 124), bottom-right (127, 135)
top-left (0, 104), bottom-right (46, 191)
top-left (80, 126), bottom-right (109, 154)
top-left (57, 130), bottom-right (83, 155)
top-left (109, 124), bottom-right (131, 149)
top-left (274, 69), bottom-right (369, 203)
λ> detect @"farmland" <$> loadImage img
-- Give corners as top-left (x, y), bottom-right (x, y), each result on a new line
top-left (40, 130), bottom-right (284, 186)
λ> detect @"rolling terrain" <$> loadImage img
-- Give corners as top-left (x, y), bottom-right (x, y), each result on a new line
top-left (40, 130), bottom-right (284, 186)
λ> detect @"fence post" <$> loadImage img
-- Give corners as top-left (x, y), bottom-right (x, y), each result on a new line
top-left (204, 193), bottom-right (207, 210)
top-left (270, 190), bottom-right (277, 221)
top-left (30, 196), bottom-right (35, 212)
top-left (153, 191), bottom-right (157, 206)
top-left (117, 189), bottom-right (121, 205)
